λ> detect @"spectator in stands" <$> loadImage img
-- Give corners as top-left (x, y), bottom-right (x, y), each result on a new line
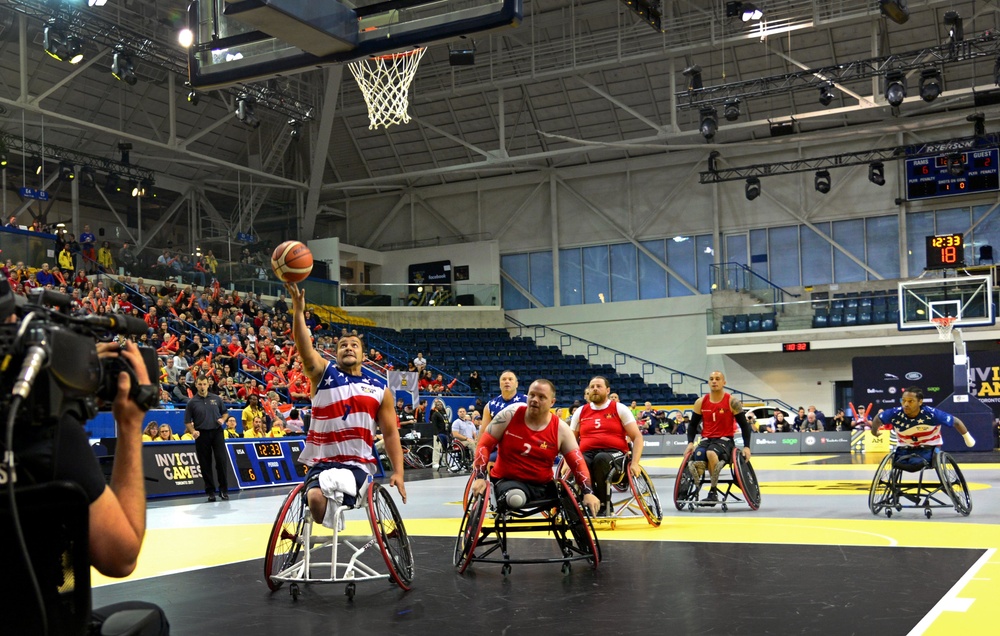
top-left (468, 370), bottom-right (483, 394)
top-left (451, 407), bottom-right (477, 461)
top-left (241, 394), bottom-right (266, 433)
top-left (671, 412), bottom-right (689, 435)
top-left (273, 291), bottom-right (288, 314)
top-left (5, 214), bottom-right (17, 228)
top-left (246, 415), bottom-right (267, 438)
top-left (803, 412), bottom-right (822, 432)
top-left (142, 422), bottom-right (160, 442)
top-left (58, 244), bottom-right (74, 276)
top-left (639, 401), bottom-right (659, 435)
top-left (413, 351), bottom-right (427, 373)
top-left (35, 263), bottom-right (55, 287)
top-left (79, 224), bottom-right (96, 272)
top-left (828, 409), bottom-right (847, 432)
top-left (428, 373), bottom-right (446, 394)
top-left (807, 405), bottom-right (826, 428)
top-left (97, 241), bottom-right (114, 272)
top-left (155, 423), bottom-right (183, 441)
top-left (219, 377), bottom-right (240, 402)
top-left (398, 403), bottom-right (416, 429)
top-left (765, 410), bottom-right (791, 433)
top-left (284, 409), bottom-right (305, 435)
top-left (118, 242), bottom-right (136, 274)
top-left (222, 416), bottom-right (241, 439)
top-left (793, 406), bottom-right (807, 431)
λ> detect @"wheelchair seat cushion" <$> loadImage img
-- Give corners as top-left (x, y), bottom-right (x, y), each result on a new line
top-left (892, 446), bottom-right (934, 472)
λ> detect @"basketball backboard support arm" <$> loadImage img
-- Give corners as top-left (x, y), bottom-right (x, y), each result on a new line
top-left (303, 66), bottom-right (344, 241)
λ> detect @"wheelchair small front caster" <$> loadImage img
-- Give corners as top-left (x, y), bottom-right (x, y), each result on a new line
top-left (721, 503), bottom-right (729, 512)
top-left (501, 564), bottom-right (512, 578)
top-left (886, 510), bottom-right (892, 518)
top-left (345, 582), bottom-right (356, 600)
top-left (561, 562), bottom-right (571, 576)
top-left (924, 508), bottom-right (932, 519)
top-left (289, 583), bottom-right (300, 600)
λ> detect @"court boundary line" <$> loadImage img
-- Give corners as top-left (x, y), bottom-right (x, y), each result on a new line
top-left (907, 547), bottom-right (995, 636)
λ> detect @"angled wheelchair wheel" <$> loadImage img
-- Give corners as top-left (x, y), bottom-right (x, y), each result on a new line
top-left (673, 450), bottom-right (699, 511)
top-left (868, 453), bottom-right (894, 517)
top-left (935, 452), bottom-right (972, 516)
top-left (414, 445), bottom-right (434, 467)
top-left (557, 479), bottom-right (601, 568)
top-left (628, 465), bottom-right (662, 526)
top-left (446, 442), bottom-right (465, 473)
top-left (264, 482), bottom-right (306, 591)
top-left (732, 449), bottom-right (761, 511)
top-left (454, 481), bottom-right (490, 573)
top-left (367, 483), bottom-right (414, 590)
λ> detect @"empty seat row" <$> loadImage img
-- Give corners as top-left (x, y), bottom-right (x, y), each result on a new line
top-left (720, 313), bottom-right (778, 334)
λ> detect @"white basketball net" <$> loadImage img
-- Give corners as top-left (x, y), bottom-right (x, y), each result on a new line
top-left (932, 316), bottom-right (956, 341)
top-left (348, 48), bottom-right (427, 130)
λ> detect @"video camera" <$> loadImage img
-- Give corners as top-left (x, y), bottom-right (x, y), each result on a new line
top-left (0, 274), bottom-right (158, 431)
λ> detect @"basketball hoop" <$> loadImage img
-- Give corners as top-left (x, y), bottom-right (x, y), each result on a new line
top-left (348, 48), bottom-right (427, 130)
top-left (932, 316), bottom-right (956, 340)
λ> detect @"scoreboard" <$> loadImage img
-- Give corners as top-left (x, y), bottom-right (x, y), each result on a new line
top-left (905, 148), bottom-right (1000, 200)
top-left (226, 439), bottom-right (308, 489)
top-left (925, 233), bottom-right (964, 270)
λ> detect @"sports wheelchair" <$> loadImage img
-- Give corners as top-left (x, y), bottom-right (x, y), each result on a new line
top-left (868, 446), bottom-right (972, 518)
top-left (264, 474), bottom-right (414, 600)
top-left (443, 436), bottom-right (474, 474)
top-left (454, 477), bottom-right (601, 577)
top-left (673, 447), bottom-right (761, 512)
top-left (557, 451), bottom-right (662, 528)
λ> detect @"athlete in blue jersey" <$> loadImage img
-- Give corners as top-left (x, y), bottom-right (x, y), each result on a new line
top-left (871, 386), bottom-right (975, 465)
top-left (479, 369), bottom-right (527, 436)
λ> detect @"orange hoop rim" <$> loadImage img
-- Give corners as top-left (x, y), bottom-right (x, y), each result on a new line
top-left (931, 316), bottom-right (957, 326)
top-left (371, 47), bottom-right (425, 62)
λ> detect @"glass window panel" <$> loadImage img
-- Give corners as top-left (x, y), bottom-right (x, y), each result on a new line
top-left (865, 215), bottom-right (900, 279)
top-left (582, 245), bottom-right (610, 304)
top-left (559, 248), bottom-right (583, 306)
top-left (696, 234), bottom-right (715, 293)
top-left (529, 251), bottom-right (554, 307)
top-left (667, 237), bottom-right (696, 297)
top-left (905, 212), bottom-right (934, 275)
top-left (832, 219), bottom-right (866, 283)
top-left (501, 253), bottom-right (531, 310)
top-left (972, 204), bottom-right (1000, 265)
top-left (749, 228), bottom-right (768, 279)
top-left (725, 234), bottom-right (748, 266)
top-left (767, 225), bottom-right (800, 287)
top-left (638, 239), bottom-right (667, 300)
top-left (610, 243), bottom-right (638, 302)
top-left (800, 223), bottom-right (832, 286)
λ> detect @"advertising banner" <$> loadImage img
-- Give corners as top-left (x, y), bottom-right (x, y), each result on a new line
top-left (142, 441), bottom-right (238, 498)
top-left (798, 431), bottom-right (852, 453)
top-left (750, 433), bottom-right (801, 454)
top-left (640, 436), bottom-right (690, 456)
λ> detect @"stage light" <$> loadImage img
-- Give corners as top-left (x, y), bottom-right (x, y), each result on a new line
top-left (104, 173), bottom-right (120, 194)
top-left (868, 162), bottom-right (886, 186)
top-left (43, 20), bottom-right (83, 64)
top-left (81, 166), bottom-right (96, 188)
top-left (682, 65), bottom-right (703, 91)
top-left (289, 119), bottom-right (302, 141)
top-left (236, 94), bottom-right (260, 128)
top-left (944, 11), bottom-right (963, 43)
top-left (919, 68), bottom-right (942, 102)
top-left (818, 83), bottom-right (835, 106)
top-left (59, 161), bottom-right (75, 181)
top-left (814, 170), bottom-right (831, 194)
top-left (885, 70), bottom-right (906, 107)
top-left (699, 106), bottom-right (718, 141)
top-left (946, 154), bottom-right (966, 177)
top-left (880, 0), bottom-right (909, 25)
top-left (723, 99), bottom-right (740, 122)
top-left (34, 158), bottom-right (43, 176)
top-left (0, 153), bottom-right (6, 169)
top-left (187, 91), bottom-right (200, 106)
top-left (745, 177), bottom-right (760, 201)
top-left (968, 112), bottom-right (986, 137)
top-left (178, 28), bottom-right (194, 49)
top-left (741, 3), bottom-right (763, 22)
top-left (111, 47), bottom-right (138, 86)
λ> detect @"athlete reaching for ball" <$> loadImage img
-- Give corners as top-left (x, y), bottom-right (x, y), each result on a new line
top-left (685, 370), bottom-right (753, 504)
top-left (287, 281), bottom-right (407, 527)
top-left (470, 379), bottom-right (601, 517)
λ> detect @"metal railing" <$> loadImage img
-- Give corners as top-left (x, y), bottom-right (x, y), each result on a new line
top-left (710, 262), bottom-right (801, 305)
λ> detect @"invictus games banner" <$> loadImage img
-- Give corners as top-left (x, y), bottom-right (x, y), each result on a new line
top-left (142, 441), bottom-right (239, 498)
top-left (852, 351), bottom-right (1000, 418)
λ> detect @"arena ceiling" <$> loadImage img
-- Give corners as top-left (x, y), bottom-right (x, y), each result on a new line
top-left (1, 1), bottom-right (998, 246)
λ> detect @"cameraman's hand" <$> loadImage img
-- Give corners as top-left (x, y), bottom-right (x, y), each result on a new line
top-left (109, 341), bottom-right (151, 427)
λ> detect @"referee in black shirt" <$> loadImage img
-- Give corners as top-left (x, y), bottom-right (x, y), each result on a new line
top-left (185, 376), bottom-right (230, 502)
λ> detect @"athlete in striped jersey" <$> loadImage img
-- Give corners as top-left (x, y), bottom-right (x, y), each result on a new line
top-left (287, 281), bottom-right (406, 525)
top-left (870, 386), bottom-right (975, 466)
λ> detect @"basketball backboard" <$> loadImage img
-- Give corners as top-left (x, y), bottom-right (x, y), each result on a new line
top-left (897, 274), bottom-right (995, 330)
top-left (188, 0), bottom-right (523, 89)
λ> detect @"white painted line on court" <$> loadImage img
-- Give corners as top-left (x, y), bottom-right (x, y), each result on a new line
top-left (907, 547), bottom-right (995, 636)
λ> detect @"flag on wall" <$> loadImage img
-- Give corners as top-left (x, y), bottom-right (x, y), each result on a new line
top-left (388, 370), bottom-right (419, 406)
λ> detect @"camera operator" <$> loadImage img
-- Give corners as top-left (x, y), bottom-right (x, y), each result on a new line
top-left (1, 277), bottom-right (169, 634)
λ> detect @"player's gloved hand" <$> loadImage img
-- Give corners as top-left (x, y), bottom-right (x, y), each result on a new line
top-left (962, 432), bottom-right (976, 447)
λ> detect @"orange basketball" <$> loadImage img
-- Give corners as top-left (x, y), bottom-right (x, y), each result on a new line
top-left (271, 240), bottom-right (313, 283)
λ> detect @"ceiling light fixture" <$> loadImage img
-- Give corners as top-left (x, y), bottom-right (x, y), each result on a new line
top-left (814, 170), bottom-right (831, 194)
top-left (868, 162), bottom-right (886, 186)
top-left (919, 68), bottom-right (942, 102)
top-left (682, 65), bottom-right (703, 91)
top-left (699, 106), bottom-right (718, 141)
top-left (885, 70), bottom-right (906, 107)
top-left (818, 82), bottom-right (835, 106)
top-left (111, 47), bottom-right (138, 85)
top-left (745, 177), bottom-right (761, 201)
top-left (723, 99), bottom-right (740, 122)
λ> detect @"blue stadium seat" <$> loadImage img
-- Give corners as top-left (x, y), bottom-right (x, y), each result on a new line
top-left (733, 314), bottom-right (748, 333)
top-left (761, 312), bottom-right (777, 331)
top-left (747, 315), bottom-right (761, 332)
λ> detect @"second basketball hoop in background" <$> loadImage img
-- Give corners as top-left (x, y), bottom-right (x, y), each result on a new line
top-left (349, 48), bottom-right (427, 129)
top-left (272, 241), bottom-right (314, 283)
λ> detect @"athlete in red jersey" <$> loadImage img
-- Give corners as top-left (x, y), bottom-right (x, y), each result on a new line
top-left (686, 370), bottom-right (752, 504)
top-left (570, 376), bottom-right (644, 516)
top-left (471, 379), bottom-right (600, 516)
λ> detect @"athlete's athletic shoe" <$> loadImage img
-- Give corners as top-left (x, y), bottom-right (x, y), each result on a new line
top-left (702, 489), bottom-right (719, 505)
